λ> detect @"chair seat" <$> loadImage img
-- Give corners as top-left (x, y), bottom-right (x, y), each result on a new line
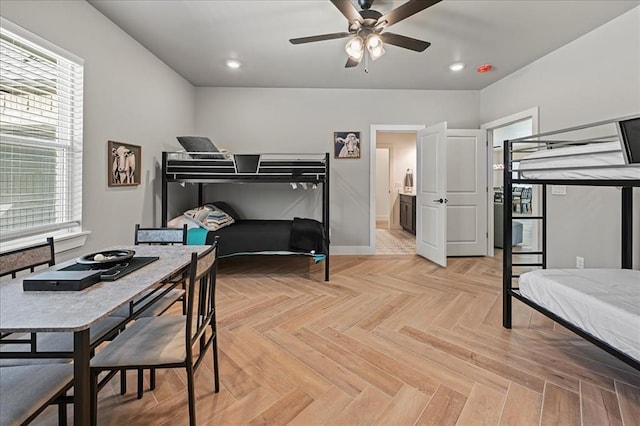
top-left (109, 288), bottom-right (185, 319)
top-left (92, 316), bottom-right (186, 368)
top-left (0, 363), bottom-right (73, 426)
top-left (0, 316), bottom-right (123, 366)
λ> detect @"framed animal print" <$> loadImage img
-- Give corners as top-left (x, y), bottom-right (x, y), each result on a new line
top-left (334, 131), bottom-right (361, 159)
top-left (108, 141), bottom-right (141, 186)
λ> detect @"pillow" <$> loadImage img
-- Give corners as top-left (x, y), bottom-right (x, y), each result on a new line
top-left (176, 136), bottom-right (223, 159)
top-left (167, 214), bottom-right (201, 230)
top-left (209, 201), bottom-right (242, 221)
top-left (183, 205), bottom-right (235, 231)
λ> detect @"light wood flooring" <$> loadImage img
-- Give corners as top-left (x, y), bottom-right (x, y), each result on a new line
top-left (35, 254), bottom-right (639, 425)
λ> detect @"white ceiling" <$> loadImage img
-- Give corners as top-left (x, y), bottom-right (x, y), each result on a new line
top-left (88, 0), bottom-right (639, 90)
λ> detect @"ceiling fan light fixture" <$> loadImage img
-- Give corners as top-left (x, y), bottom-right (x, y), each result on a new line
top-left (368, 44), bottom-right (385, 60)
top-left (366, 34), bottom-right (382, 49)
top-left (345, 36), bottom-right (364, 60)
top-left (449, 62), bottom-right (465, 72)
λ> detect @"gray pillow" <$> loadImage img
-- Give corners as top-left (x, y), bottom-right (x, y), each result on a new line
top-left (176, 136), bottom-right (221, 158)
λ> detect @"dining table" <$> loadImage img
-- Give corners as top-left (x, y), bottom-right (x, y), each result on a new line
top-left (0, 244), bottom-right (210, 425)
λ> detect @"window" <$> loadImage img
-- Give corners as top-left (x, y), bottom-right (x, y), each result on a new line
top-left (0, 19), bottom-right (83, 243)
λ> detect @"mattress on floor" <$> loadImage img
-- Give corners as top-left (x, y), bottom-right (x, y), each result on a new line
top-left (519, 268), bottom-right (640, 361)
top-left (517, 142), bottom-right (640, 180)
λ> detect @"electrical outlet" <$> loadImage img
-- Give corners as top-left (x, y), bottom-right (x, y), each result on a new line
top-left (576, 256), bottom-right (585, 269)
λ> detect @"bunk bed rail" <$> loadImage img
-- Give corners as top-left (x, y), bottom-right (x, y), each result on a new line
top-left (161, 151), bottom-right (331, 281)
top-left (502, 115), bottom-right (639, 370)
top-left (164, 152), bottom-right (328, 183)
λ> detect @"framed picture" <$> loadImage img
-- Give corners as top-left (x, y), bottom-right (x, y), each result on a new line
top-left (108, 140), bottom-right (141, 187)
top-left (334, 131), bottom-right (361, 159)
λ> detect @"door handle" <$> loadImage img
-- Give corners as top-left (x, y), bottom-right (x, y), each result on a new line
top-left (433, 198), bottom-right (448, 204)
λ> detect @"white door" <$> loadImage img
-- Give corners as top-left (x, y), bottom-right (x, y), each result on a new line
top-left (446, 129), bottom-right (487, 256)
top-left (416, 122), bottom-right (447, 266)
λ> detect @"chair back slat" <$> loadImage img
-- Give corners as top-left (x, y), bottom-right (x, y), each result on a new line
top-left (0, 238), bottom-right (55, 279)
top-left (134, 224), bottom-right (188, 245)
top-left (185, 239), bottom-right (218, 353)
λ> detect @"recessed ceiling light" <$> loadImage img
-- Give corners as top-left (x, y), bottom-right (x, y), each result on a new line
top-left (449, 62), bottom-right (465, 72)
top-left (225, 59), bottom-right (241, 69)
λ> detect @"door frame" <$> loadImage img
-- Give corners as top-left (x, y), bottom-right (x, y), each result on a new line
top-left (480, 107), bottom-right (539, 257)
top-left (370, 124), bottom-right (425, 254)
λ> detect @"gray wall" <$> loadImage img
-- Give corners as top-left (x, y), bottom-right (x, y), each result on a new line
top-left (1, 1), bottom-right (197, 260)
top-left (480, 7), bottom-right (640, 268)
top-left (194, 88), bottom-right (480, 249)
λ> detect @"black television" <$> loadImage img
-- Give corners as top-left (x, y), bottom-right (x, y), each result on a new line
top-left (617, 116), bottom-right (640, 164)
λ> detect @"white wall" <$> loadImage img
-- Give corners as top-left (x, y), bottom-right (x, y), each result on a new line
top-left (1, 1), bottom-right (197, 260)
top-left (194, 88), bottom-right (479, 249)
top-left (481, 7), bottom-right (640, 268)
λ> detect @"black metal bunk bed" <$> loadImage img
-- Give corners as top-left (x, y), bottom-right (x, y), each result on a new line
top-left (502, 115), bottom-right (640, 370)
top-left (161, 151), bottom-right (331, 281)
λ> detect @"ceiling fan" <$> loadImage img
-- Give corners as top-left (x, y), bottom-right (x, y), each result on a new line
top-left (289, 0), bottom-right (441, 68)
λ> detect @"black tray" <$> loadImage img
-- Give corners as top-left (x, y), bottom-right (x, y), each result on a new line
top-left (63, 256), bottom-right (159, 281)
top-left (23, 270), bottom-right (103, 291)
top-left (23, 257), bottom-right (159, 291)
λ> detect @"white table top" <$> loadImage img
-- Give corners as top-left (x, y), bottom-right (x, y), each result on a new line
top-left (0, 245), bottom-right (209, 333)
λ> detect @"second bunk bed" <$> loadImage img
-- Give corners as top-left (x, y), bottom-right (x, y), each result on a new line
top-left (161, 151), bottom-right (331, 281)
top-left (502, 115), bottom-right (640, 370)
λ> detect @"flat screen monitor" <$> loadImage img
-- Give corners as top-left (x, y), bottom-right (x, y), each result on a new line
top-left (618, 116), bottom-right (640, 164)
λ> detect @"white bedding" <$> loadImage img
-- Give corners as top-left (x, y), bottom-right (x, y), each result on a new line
top-left (518, 142), bottom-right (640, 179)
top-left (519, 268), bottom-right (640, 362)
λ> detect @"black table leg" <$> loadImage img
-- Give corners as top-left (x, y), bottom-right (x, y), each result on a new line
top-left (74, 329), bottom-right (90, 425)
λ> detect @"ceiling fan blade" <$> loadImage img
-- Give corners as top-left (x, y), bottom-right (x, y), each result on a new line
top-left (289, 32), bottom-right (351, 44)
top-left (345, 56), bottom-right (361, 68)
top-left (378, 0), bottom-right (441, 28)
top-left (381, 32), bottom-right (431, 52)
top-left (330, 0), bottom-right (363, 24)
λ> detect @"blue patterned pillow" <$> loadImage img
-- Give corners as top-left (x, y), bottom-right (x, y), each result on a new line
top-left (183, 205), bottom-right (234, 231)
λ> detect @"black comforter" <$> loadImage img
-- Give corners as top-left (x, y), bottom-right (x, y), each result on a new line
top-left (203, 218), bottom-right (327, 258)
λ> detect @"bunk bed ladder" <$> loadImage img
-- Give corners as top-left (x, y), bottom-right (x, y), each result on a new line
top-left (503, 144), bottom-right (547, 328)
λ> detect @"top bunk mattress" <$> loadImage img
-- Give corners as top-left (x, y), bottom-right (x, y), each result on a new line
top-left (517, 142), bottom-right (640, 180)
top-left (519, 268), bottom-right (640, 362)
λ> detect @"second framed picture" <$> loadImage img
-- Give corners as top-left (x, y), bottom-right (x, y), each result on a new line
top-left (334, 131), bottom-right (361, 159)
top-left (108, 140), bottom-right (141, 187)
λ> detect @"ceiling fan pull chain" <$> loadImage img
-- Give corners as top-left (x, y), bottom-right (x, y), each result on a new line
top-left (364, 52), bottom-right (370, 73)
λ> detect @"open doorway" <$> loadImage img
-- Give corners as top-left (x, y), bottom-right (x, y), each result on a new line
top-left (482, 107), bottom-right (540, 256)
top-left (371, 125), bottom-right (423, 255)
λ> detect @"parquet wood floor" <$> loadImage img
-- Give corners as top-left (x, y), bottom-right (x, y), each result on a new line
top-left (34, 254), bottom-right (639, 425)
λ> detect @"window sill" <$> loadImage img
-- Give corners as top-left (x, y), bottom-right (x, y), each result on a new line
top-left (0, 230), bottom-right (91, 255)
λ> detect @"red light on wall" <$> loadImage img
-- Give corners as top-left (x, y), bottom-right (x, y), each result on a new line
top-left (477, 64), bottom-right (493, 73)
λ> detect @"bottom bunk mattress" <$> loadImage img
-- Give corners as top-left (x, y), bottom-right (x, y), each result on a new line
top-left (186, 218), bottom-right (327, 262)
top-left (519, 269), bottom-right (640, 362)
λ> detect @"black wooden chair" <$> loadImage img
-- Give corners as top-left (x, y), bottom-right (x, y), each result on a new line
top-left (0, 238), bottom-right (120, 424)
top-left (111, 224), bottom-right (189, 319)
top-left (0, 237), bottom-right (55, 279)
top-left (109, 224), bottom-right (189, 398)
top-left (1, 238), bottom-right (122, 366)
top-left (91, 240), bottom-right (220, 426)
top-left (0, 364), bottom-right (74, 426)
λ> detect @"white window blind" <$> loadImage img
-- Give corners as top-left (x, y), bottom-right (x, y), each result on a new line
top-left (0, 21), bottom-right (83, 241)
